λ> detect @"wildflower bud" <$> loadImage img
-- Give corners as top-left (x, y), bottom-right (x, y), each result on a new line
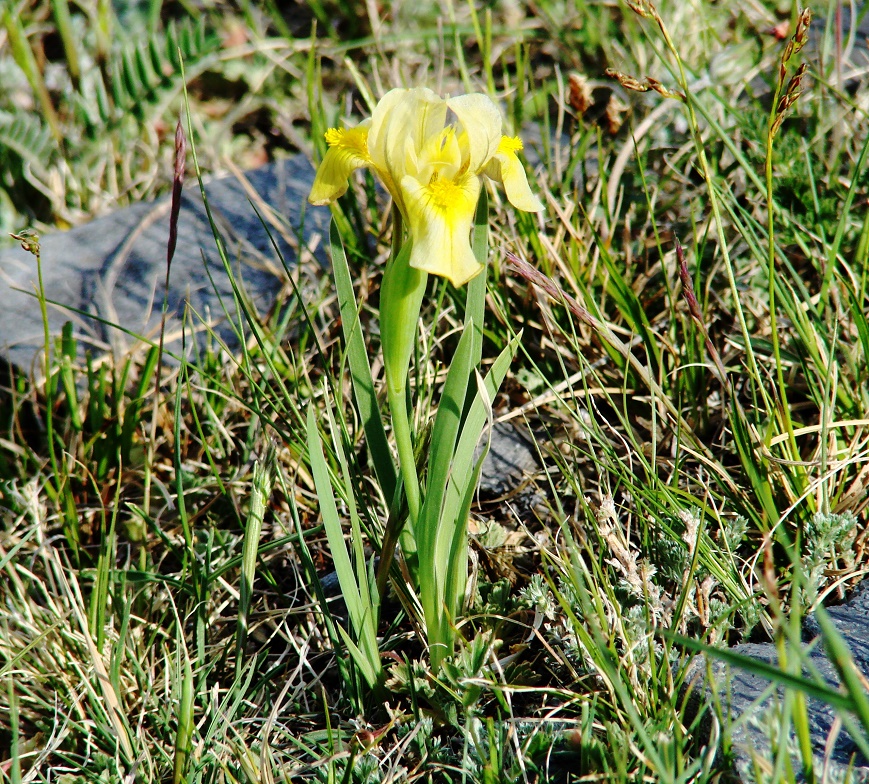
top-left (676, 238), bottom-right (731, 390)
top-left (505, 251), bottom-right (597, 328)
top-left (771, 62), bottom-right (808, 136)
top-left (781, 40), bottom-right (795, 74)
top-left (780, 9), bottom-right (811, 75)
top-left (678, 245), bottom-right (703, 324)
top-left (167, 118), bottom-right (187, 272)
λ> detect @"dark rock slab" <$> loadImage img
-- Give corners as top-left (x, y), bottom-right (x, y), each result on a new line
top-left (0, 156), bottom-right (327, 375)
top-left (689, 585), bottom-right (869, 782)
top-left (803, 581), bottom-right (869, 671)
top-left (477, 421), bottom-right (540, 497)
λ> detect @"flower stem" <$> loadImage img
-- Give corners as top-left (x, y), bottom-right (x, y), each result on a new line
top-left (379, 228), bottom-right (427, 529)
top-left (388, 382), bottom-right (420, 525)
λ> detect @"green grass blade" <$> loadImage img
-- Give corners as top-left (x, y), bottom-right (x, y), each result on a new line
top-left (821, 122), bottom-right (869, 306)
top-left (172, 654), bottom-right (194, 784)
top-left (306, 406), bottom-right (382, 688)
top-left (236, 442), bottom-right (275, 679)
top-left (306, 406), bottom-right (363, 628)
top-left (323, 399), bottom-right (381, 681)
top-left (729, 401), bottom-right (778, 529)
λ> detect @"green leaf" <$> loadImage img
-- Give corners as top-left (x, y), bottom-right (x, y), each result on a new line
top-left (442, 444), bottom-right (483, 634)
top-left (438, 335), bottom-right (520, 641)
top-left (335, 624), bottom-right (380, 690)
top-left (0, 111), bottom-right (54, 171)
top-left (417, 321), bottom-right (475, 637)
top-left (330, 220), bottom-right (397, 502)
top-left (438, 335), bottom-right (519, 564)
top-left (668, 631), bottom-right (858, 715)
top-left (466, 189), bottom-right (489, 372)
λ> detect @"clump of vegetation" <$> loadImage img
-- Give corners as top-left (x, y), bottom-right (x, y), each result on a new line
top-left (2, 1), bottom-right (869, 782)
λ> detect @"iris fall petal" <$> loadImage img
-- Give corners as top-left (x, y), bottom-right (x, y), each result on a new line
top-left (485, 136), bottom-right (544, 213)
top-left (402, 173), bottom-right (482, 287)
top-left (307, 123), bottom-right (371, 206)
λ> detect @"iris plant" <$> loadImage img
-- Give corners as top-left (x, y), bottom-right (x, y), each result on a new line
top-left (307, 87), bottom-right (541, 677)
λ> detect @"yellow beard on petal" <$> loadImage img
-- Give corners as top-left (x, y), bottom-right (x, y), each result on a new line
top-left (404, 173), bottom-right (481, 286)
top-left (308, 126), bottom-right (373, 205)
top-left (497, 135), bottom-right (523, 155)
top-left (426, 175), bottom-right (469, 222)
top-left (324, 126), bottom-right (371, 162)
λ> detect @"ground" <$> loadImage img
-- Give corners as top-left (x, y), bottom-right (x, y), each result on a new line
top-left (1, 1), bottom-right (869, 782)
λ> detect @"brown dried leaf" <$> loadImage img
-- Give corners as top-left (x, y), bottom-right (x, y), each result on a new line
top-left (605, 94), bottom-right (629, 134)
top-left (568, 72), bottom-right (593, 115)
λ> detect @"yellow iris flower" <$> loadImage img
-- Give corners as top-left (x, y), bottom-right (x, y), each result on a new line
top-left (308, 87), bottom-right (543, 286)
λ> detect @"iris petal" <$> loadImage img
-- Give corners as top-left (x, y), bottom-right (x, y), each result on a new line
top-left (485, 136), bottom-right (544, 213)
top-left (307, 123), bottom-right (371, 206)
top-left (414, 127), bottom-right (462, 183)
top-left (369, 88), bottom-right (447, 198)
top-left (447, 94), bottom-right (502, 174)
top-left (402, 174), bottom-right (482, 287)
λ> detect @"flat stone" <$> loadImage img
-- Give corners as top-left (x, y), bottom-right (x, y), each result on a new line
top-left (477, 421), bottom-right (539, 497)
top-left (688, 584), bottom-right (869, 782)
top-left (0, 156), bottom-right (327, 375)
top-left (803, 581), bottom-right (869, 671)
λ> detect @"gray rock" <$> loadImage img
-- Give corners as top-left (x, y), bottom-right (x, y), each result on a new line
top-left (688, 585), bottom-right (869, 782)
top-left (803, 581), bottom-right (869, 672)
top-left (477, 421), bottom-right (539, 497)
top-left (0, 156), bottom-right (327, 375)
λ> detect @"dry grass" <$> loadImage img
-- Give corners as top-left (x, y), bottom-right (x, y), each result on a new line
top-left (2, 1), bottom-right (869, 781)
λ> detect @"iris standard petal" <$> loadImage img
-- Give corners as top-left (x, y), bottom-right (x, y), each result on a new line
top-left (447, 93), bottom-right (502, 174)
top-left (401, 173), bottom-right (482, 287)
top-left (413, 127), bottom-right (462, 183)
top-left (485, 136), bottom-right (544, 212)
top-left (307, 124), bottom-right (371, 206)
top-left (368, 88), bottom-right (411, 171)
top-left (369, 87), bottom-right (447, 190)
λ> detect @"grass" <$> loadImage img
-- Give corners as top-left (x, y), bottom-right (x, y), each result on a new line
top-left (2, 0), bottom-right (869, 781)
